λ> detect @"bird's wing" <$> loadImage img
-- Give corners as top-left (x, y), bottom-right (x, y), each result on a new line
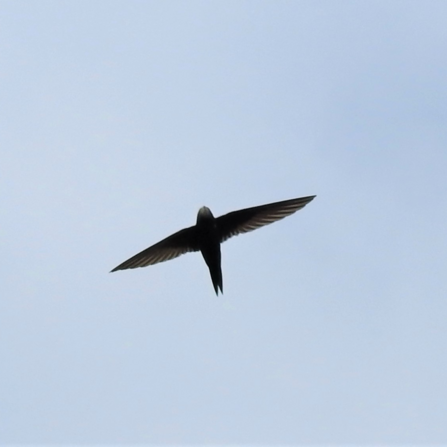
top-left (216, 195), bottom-right (316, 243)
top-left (110, 226), bottom-right (199, 272)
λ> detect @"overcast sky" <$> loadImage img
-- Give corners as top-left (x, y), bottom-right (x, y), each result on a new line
top-left (1, 0), bottom-right (447, 444)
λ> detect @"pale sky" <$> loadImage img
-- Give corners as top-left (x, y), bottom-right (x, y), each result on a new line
top-left (1, 0), bottom-right (447, 444)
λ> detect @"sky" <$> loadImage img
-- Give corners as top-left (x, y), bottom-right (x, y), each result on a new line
top-left (1, 0), bottom-right (447, 444)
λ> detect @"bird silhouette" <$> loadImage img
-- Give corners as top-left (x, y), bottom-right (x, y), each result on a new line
top-left (111, 195), bottom-right (316, 294)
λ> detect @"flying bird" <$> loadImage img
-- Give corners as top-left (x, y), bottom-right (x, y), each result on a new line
top-left (111, 195), bottom-right (316, 294)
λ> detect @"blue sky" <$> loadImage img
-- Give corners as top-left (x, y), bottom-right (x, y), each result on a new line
top-left (1, 0), bottom-right (447, 443)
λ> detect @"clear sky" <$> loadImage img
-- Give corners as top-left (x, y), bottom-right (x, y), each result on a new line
top-left (1, 0), bottom-right (447, 444)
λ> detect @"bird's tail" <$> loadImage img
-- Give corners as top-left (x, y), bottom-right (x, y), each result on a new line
top-left (209, 265), bottom-right (223, 295)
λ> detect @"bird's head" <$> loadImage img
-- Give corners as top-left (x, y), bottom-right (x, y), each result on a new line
top-left (197, 206), bottom-right (214, 224)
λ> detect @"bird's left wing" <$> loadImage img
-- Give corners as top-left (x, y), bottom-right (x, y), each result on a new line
top-left (110, 226), bottom-right (199, 272)
top-left (216, 195), bottom-right (316, 243)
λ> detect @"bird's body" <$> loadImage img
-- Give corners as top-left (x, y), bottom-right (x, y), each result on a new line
top-left (196, 207), bottom-right (222, 294)
top-left (111, 195), bottom-right (316, 294)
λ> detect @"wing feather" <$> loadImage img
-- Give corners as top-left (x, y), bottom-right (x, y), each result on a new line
top-left (110, 226), bottom-right (199, 272)
top-left (217, 195), bottom-right (316, 242)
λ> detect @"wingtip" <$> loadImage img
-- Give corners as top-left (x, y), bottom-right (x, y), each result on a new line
top-left (301, 194), bottom-right (316, 204)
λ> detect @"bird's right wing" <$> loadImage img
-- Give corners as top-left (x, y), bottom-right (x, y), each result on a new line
top-left (216, 195), bottom-right (316, 243)
top-left (110, 226), bottom-right (199, 272)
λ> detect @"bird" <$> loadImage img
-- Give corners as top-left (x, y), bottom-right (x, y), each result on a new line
top-left (110, 195), bottom-right (316, 294)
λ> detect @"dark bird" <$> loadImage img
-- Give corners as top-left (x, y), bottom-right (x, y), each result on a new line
top-left (111, 195), bottom-right (316, 294)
